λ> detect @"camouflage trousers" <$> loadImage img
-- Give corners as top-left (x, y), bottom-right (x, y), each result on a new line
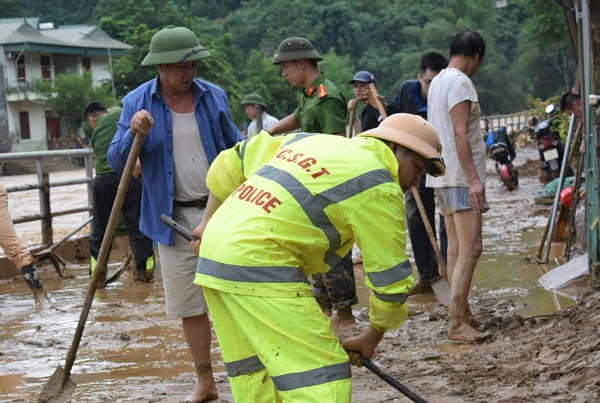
top-left (312, 252), bottom-right (358, 311)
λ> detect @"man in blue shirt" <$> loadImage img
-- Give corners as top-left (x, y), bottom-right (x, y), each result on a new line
top-left (108, 26), bottom-right (242, 402)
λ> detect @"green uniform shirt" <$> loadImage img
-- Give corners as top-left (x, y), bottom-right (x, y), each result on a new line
top-left (294, 73), bottom-right (346, 134)
top-left (92, 107), bottom-right (122, 174)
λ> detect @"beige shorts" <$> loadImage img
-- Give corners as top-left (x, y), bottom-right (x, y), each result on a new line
top-left (158, 205), bottom-right (207, 318)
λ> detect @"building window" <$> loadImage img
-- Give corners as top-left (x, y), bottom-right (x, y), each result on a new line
top-left (82, 57), bottom-right (91, 71)
top-left (41, 55), bottom-right (52, 80)
top-left (19, 112), bottom-right (31, 140)
top-left (17, 55), bottom-right (26, 82)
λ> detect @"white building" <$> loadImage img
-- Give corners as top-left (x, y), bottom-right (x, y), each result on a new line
top-left (0, 18), bottom-right (132, 152)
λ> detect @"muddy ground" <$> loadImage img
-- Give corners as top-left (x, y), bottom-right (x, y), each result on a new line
top-left (1, 139), bottom-right (598, 402)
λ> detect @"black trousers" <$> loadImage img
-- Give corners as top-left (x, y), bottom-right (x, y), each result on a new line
top-left (89, 173), bottom-right (153, 274)
top-left (404, 175), bottom-right (447, 280)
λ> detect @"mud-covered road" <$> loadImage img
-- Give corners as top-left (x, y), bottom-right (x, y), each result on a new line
top-left (1, 140), bottom-right (598, 402)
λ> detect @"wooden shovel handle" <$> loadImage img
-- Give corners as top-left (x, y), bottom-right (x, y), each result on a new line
top-left (410, 186), bottom-right (447, 278)
top-left (347, 107), bottom-right (356, 138)
top-left (61, 132), bottom-right (145, 386)
top-left (368, 83), bottom-right (388, 120)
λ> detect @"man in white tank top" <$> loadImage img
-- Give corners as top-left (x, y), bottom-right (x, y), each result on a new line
top-left (108, 27), bottom-right (243, 401)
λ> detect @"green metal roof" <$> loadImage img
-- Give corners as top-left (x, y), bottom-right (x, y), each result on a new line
top-left (0, 20), bottom-right (132, 56)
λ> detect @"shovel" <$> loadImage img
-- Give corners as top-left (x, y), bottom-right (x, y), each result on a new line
top-left (159, 214), bottom-right (196, 242)
top-left (410, 186), bottom-right (451, 306)
top-left (347, 106), bottom-right (356, 138)
top-left (39, 132), bottom-right (145, 403)
top-left (358, 354), bottom-right (428, 403)
top-left (33, 216), bottom-right (94, 277)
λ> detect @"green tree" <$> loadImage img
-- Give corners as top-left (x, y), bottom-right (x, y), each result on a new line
top-left (3, 0), bottom-right (99, 25)
top-left (93, 0), bottom-right (240, 108)
top-left (0, 0), bottom-right (21, 17)
top-left (36, 71), bottom-right (112, 135)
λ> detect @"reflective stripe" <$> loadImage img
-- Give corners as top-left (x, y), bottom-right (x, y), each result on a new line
top-left (271, 361), bottom-right (351, 391)
top-left (146, 255), bottom-right (155, 271)
top-left (225, 355), bottom-right (265, 377)
top-left (238, 138), bottom-right (251, 173)
top-left (257, 165), bottom-right (394, 263)
top-left (90, 256), bottom-right (97, 275)
top-left (367, 260), bottom-right (413, 287)
top-left (373, 290), bottom-right (409, 303)
top-left (282, 132), bottom-right (318, 146)
top-left (197, 257), bottom-right (310, 284)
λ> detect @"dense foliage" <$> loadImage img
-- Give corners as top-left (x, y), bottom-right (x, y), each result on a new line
top-left (1, 0), bottom-right (576, 127)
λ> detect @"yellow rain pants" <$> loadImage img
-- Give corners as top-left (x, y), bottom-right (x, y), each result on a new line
top-left (204, 287), bottom-right (352, 403)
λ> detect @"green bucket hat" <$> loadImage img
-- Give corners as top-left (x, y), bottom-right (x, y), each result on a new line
top-left (141, 26), bottom-right (211, 66)
top-left (271, 37), bottom-right (323, 65)
top-left (240, 93), bottom-right (267, 108)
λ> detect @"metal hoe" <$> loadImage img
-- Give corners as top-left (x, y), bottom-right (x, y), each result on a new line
top-left (39, 132), bottom-right (145, 402)
top-left (359, 355), bottom-right (428, 402)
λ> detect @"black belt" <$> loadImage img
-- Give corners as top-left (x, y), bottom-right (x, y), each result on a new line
top-left (173, 197), bottom-right (208, 209)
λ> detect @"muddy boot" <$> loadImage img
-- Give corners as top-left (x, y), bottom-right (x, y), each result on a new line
top-left (135, 270), bottom-right (151, 283)
top-left (20, 264), bottom-right (43, 290)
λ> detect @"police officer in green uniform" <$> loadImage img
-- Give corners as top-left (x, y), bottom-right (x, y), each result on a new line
top-left (268, 37), bottom-right (356, 324)
top-left (268, 37), bottom-right (346, 136)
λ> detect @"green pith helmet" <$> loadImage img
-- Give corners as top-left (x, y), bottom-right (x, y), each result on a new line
top-left (141, 26), bottom-right (211, 66)
top-left (240, 93), bottom-right (267, 108)
top-left (271, 37), bottom-right (323, 65)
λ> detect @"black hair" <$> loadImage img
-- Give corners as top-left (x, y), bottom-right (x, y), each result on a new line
top-left (450, 29), bottom-right (486, 59)
top-left (307, 59), bottom-right (319, 69)
top-left (560, 92), bottom-right (581, 111)
top-left (420, 52), bottom-right (448, 73)
top-left (83, 101), bottom-right (107, 120)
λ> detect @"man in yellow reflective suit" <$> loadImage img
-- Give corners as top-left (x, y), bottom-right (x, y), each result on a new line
top-left (191, 113), bottom-right (445, 402)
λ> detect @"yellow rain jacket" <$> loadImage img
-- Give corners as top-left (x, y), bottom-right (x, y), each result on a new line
top-left (195, 131), bottom-right (412, 332)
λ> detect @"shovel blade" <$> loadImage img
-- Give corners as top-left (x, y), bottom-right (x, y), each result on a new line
top-left (39, 366), bottom-right (76, 403)
top-left (430, 276), bottom-right (451, 306)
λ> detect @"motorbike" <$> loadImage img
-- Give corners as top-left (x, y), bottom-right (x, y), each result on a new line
top-left (486, 126), bottom-right (519, 191)
top-left (533, 104), bottom-right (567, 184)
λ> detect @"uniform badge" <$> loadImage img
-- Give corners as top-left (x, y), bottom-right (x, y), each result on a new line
top-left (318, 84), bottom-right (327, 98)
top-left (306, 85), bottom-right (315, 97)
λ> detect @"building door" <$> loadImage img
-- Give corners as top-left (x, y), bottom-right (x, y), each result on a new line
top-left (17, 55), bottom-right (26, 82)
top-left (46, 115), bottom-right (61, 149)
top-left (19, 112), bottom-right (31, 139)
top-left (41, 55), bottom-right (52, 81)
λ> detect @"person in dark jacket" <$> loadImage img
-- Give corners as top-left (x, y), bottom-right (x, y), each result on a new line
top-left (382, 52), bottom-right (450, 295)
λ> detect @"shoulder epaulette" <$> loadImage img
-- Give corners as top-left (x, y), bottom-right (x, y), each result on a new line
top-left (318, 84), bottom-right (327, 98)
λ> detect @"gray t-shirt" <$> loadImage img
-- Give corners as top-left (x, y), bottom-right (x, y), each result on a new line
top-left (172, 111), bottom-right (209, 201)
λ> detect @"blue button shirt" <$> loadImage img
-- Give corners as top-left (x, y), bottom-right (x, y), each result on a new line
top-left (108, 76), bottom-right (243, 245)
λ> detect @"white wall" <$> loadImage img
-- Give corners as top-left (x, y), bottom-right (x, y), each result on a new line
top-left (8, 100), bottom-right (49, 151)
top-left (3, 50), bottom-right (119, 151)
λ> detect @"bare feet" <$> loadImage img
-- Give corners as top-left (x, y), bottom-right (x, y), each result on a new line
top-left (331, 306), bottom-right (354, 325)
top-left (318, 301), bottom-right (332, 317)
top-left (448, 322), bottom-right (490, 343)
top-left (466, 311), bottom-right (482, 329)
top-left (184, 383), bottom-right (218, 403)
top-left (33, 288), bottom-right (51, 308)
top-left (184, 363), bottom-right (218, 403)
